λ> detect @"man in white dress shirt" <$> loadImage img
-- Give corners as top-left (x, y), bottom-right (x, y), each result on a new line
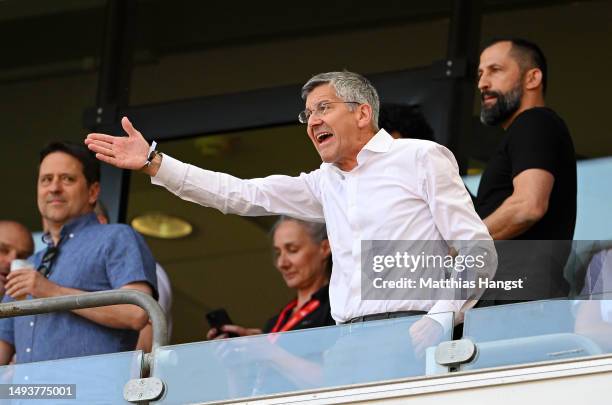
top-left (85, 71), bottom-right (495, 349)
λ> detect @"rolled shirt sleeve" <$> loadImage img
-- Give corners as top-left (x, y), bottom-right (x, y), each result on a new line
top-left (103, 225), bottom-right (158, 299)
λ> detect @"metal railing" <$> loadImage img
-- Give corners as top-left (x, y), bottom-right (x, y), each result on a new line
top-left (0, 289), bottom-right (168, 373)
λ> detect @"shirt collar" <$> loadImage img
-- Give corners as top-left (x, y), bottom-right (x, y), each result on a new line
top-left (356, 128), bottom-right (394, 167)
top-left (42, 212), bottom-right (98, 246)
top-left (361, 128), bottom-right (394, 153)
top-left (322, 129), bottom-right (394, 175)
top-left (312, 283), bottom-right (330, 302)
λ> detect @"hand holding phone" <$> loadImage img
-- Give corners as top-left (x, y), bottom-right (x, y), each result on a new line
top-left (206, 308), bottom-right (239, 338)
top-left (205, 309), bottom-right (263, 340)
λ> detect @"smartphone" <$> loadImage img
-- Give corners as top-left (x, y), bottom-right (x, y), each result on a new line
top-left (206, 308), bottom-right (239, 338)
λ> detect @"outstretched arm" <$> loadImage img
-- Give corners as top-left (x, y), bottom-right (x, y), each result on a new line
top-left (88, 117), bottom-right (325, 221)
top-left (85, 117), bottom-right (160, 176)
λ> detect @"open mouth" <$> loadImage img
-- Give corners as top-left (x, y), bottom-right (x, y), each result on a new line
top-left (316, 132), bottom-right (334, 144)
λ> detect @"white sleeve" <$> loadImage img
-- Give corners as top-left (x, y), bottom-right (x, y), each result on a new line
top-left (419, 143), bottom-right (497, 324)
top-left (151, 154), bottom-right (325, 222)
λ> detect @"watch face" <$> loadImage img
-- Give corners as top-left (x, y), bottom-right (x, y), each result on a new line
top-left (146, 141), bottom-right (157, 161)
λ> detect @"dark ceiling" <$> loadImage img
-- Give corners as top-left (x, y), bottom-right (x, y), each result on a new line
top-left (1, 0), bottom-right (602, 81)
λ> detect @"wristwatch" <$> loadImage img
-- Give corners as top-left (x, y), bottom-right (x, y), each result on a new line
top-left (143, 141), bottom-right (158, 168)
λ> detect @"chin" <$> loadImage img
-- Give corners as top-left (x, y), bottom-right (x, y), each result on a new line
top-left (318, 153), bottom-right (336, 164)
top-left (284, 279), bottom-right (301, 289)
top-left (44, 213), bottom-right (69, 224)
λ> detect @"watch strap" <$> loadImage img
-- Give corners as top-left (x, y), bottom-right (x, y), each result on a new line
top-left (143, 141), bottom-right (158, 167)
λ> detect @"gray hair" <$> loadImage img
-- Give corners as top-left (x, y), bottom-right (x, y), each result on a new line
top-left (270, 216), bottom-right (331, 276)
top-left (301, 71), bottom-right (380, 131)
top-left (270, 216), bottom-right (327, 244)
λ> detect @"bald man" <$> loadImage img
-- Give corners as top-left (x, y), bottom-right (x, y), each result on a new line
top-left (0, 221), bottom-right (34, 297)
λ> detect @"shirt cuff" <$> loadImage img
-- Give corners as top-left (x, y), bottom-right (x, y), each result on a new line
top-left (150, 154), bottom-right (188, 194)
top-left (426, 300), bottom-right (463, 338)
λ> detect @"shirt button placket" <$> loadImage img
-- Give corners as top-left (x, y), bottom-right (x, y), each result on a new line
top-left (346, 176), bottom-right (362, 269)
top-left (347, 176), bottom-right (358, 228)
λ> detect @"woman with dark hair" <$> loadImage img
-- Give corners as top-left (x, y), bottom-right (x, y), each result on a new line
top-left (207, 216), bottom-right (334, 339)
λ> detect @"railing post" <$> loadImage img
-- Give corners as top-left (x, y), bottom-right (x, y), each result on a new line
top-left (0, 290), bottom-right (168, 403)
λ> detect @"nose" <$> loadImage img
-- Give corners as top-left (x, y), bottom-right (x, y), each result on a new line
top-left (49, 177), bottom-right (63, 193)
top-left (307, 111), bottom-right (323, 128)
top-left (478, 73), bottom-right (489, 93)
top-left (276, 252), bottom-right (291, 270)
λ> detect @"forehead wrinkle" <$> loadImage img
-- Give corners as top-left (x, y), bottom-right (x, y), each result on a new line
top-left (306, 98), bottom-right (333, 112)
top-left (275, 238), bottom-right (300, 248)
top-left (39, 170), bottom-right (75, 177)
top-left (306, 85), bottom-right (339, 108)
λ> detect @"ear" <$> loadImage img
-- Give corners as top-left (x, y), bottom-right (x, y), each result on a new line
top-left (88, 182), bottom-right (101, 206)
top-left (320, 239), bottom-right (331, 259)
top-left (525, 68), bottom-right (543, 91)
top-left (356, 103), bottom-right (374, 129)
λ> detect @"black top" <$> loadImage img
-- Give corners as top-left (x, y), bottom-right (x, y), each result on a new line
top-left (475, 107), bottom-right (577, 240)
top-left (263, 284), bottom-right (335, 333)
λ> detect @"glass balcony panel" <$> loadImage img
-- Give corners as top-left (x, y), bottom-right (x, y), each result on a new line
top-left (152, 313), bottom-right (453, 404)
top-left (0, 350), bottom-right (142, 404)
top-left (462, 294), bottom-right (612, 371)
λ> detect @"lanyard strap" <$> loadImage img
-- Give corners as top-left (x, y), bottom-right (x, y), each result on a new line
top-left (270, 299), bottom-right (321, 333)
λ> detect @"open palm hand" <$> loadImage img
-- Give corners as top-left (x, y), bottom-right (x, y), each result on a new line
top-left (85, 117), bottom-right (150, 170)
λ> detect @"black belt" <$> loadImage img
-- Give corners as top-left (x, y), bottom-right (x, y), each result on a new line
top-left (345, 310), bottom-right (427, 324)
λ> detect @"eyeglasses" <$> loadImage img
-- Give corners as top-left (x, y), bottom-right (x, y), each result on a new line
top-left (37, 245), bottom-right (59, 278)
top-left (298, 101), bottom-right (360, 124)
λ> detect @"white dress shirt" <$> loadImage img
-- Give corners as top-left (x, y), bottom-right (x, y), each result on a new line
top-left (152, 129), bottom-right (495, 324)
